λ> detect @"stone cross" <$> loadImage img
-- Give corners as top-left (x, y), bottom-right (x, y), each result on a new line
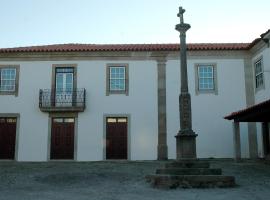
top-left (175, 6), bottom-right (197, 159)
top-left (177, 7), bottom-right (185, 24)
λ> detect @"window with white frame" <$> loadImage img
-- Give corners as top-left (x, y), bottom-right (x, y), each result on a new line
top-left (107, 64), bottom-right (128, 95)
top-left (254, 58), bottom-right (264, 89)
top-left (195, 64), bottom-right (217, 94)
top-left (0, 68), bottom-right (16, 92)
top-left (198, 65), bottom-right (215, 91)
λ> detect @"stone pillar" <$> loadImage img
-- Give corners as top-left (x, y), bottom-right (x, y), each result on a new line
top-left (175, 7), bottom-right (197, 159)
top-left (248, 122), bottom-right (258, 159)
top-left (243, 58), bottom-right (258, 159)
top-left (233, 121), bottom-right (241, 161)
top-left (157, 58), bottom-right (168, 160)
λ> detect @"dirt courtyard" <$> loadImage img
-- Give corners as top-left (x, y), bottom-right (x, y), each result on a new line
top-left (0, 160), bottom-right (270, 200)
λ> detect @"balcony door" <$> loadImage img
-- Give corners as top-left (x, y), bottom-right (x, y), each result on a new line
top-left (55, 68), bottom-right (74, 107)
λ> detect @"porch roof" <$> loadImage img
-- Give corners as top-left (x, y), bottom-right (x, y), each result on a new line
top-left (224, 99), bottom-right (270, 122)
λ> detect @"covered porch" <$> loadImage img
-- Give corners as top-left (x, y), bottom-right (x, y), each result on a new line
top-left (225, 99), bottom-right (270, 161)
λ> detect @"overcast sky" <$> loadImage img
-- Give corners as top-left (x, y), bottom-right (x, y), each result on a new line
top-left (0, 0), bottom-right (269, 47)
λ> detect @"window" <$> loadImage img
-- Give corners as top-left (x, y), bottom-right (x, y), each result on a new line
top-left (254, 58), bottom-right (264, 90)
top-left (0, 68), bottom-right (16, 91)
top-left (195, 64), bottom-right (217, 95)
top-left (0, 66), bottom-right (19, 96)
top-left (106, 64), bottom-right (129, 95)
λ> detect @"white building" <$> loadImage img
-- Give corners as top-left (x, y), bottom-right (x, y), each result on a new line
top-left (0, 30), bottom-right (269, 162)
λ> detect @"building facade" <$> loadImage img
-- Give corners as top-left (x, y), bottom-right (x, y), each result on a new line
top-left (0, 30), bottom-right (269, 161)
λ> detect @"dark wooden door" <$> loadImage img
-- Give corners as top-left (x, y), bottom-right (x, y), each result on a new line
top-left (106, 117), bottom-right (128, 159)
top-left (51, 118), bottom-right (74, 159)
top-left (0, 118), bottom-right (16, 159)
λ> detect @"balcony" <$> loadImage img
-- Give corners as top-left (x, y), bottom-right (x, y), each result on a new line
top-left (39, 88), bottom-right (86, 112)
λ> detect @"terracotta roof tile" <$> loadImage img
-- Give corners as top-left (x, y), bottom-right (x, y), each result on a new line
top-left (224, 99), bottom-right (270, 120)
top-left (0, 43), bottom-right (251, 53)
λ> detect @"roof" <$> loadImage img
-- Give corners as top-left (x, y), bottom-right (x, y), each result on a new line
top-left (0, 43), bottom-right (251, 53)
top-left (0, 29), bottom-right (268, 53)
top-left (224, 99), bottom-right (270, 122)
top-left (261, 29), bottom-right (270, 38)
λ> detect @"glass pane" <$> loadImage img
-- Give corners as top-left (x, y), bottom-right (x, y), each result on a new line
top-left (117, 118), bottom-right (127, 123)
top-left (56, 68), bottom-right (74, 73)
top-left (6, 118), bottom-right (16, 123)
top-left (66, 74), bottom-right (73, 84)
top-left (107, 118), bottom-right (117, 123)
top-left (119, 80), bottom-right (125, 90)
top-left (64, 118), bottom-right (74, 123)
top-left (53, 118), bottom-right (64, 123)
top-left (56, 74), bottom-right (64, 90)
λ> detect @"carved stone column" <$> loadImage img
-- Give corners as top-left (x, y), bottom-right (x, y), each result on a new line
top-left (175, 7), bottom-right (197, 159)
top-left (157, 58), bottom-right (168, 160)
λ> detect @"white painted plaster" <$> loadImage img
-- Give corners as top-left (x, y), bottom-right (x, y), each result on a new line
top-left (0, 60), bottom-right (157, 161)
top-left (166, 59), bottom-right (249, 158)
top-left (0, 56), bottom-right (254, 161)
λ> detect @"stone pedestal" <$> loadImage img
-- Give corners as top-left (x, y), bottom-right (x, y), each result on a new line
top-left (157, 144), bottom-right (168, 160)
top-left (146, 160), bottom-right (236, 189)
top-left (176, 132), bottom-right (197, 159)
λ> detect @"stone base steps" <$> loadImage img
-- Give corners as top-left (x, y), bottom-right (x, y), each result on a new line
top-left (145, 174), bottom-right (235, 189)
top-left (146, 160), bottom-right (236, 189)
top-left (165, 161), bottom-right (210, 169)
top-left (156, 168), bottom-right (222, 175)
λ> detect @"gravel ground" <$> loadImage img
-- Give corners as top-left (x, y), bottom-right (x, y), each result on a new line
top-left (0, 160), bottom-right (270, 200)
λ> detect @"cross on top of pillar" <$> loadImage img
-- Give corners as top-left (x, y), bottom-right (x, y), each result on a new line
top-left (177, 7), bottom-right (185, 24)
top-left (175, 6), bottom-right (190, 33)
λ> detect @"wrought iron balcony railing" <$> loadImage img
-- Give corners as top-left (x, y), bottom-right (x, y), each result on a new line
top-left (39, 88), bottom-right (86, 112)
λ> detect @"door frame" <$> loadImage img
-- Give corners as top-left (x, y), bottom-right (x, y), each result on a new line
top-left (0, 113), bottom-right (20, 161)
top-left (103, 114), bottom-right (131, 160)
top-left (47, 113), bottom-right (78, 161)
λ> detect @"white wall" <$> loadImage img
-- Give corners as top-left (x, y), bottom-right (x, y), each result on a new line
top-left (0, 55), bottom-right (251, 161)
top-left (166, 58), bottom-right (249, 158)
top-left (0, 60), bottom-right (158, 161)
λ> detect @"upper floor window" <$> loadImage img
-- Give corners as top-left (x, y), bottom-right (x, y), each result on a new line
top-left (106, 64), bottom-right (129, 95)
top-left (0, 65), bottom-right (19, 96)
top-left (254, 58), bottom-right (264, 90)
top-left (195, 64), bottom-right (218, 95)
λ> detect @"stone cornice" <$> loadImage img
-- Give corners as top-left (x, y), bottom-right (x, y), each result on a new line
top-left (0, 50), bottom-right (252, 62)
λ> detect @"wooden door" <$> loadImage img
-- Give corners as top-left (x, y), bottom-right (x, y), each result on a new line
top-left (106, 117), bottom-right (128, 159)
top-left (0, 118), bottom-right (16, 159)
top-left (51, 118), bottom-right (74, 159)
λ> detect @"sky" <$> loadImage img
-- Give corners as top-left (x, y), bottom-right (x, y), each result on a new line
top-left (0, 0), bottom-right (269, 48)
